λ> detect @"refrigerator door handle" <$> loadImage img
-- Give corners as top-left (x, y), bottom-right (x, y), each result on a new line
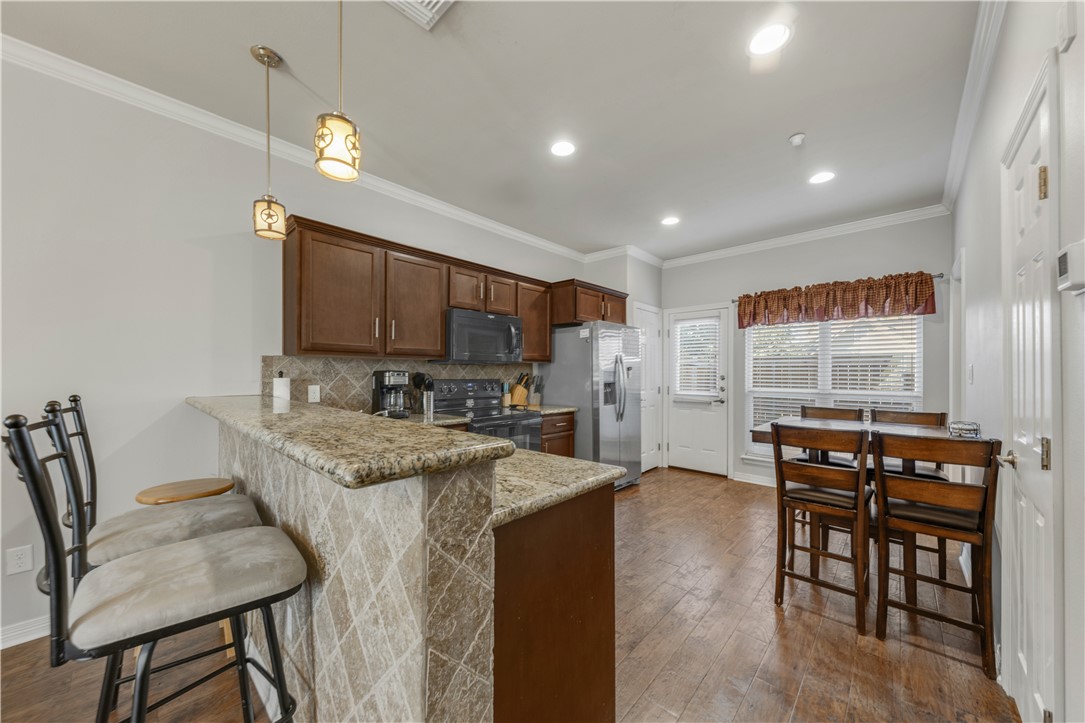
top-left (614, 353), bottom-right (624, 422)
top-left (617, 353), bottom-right (627, 421)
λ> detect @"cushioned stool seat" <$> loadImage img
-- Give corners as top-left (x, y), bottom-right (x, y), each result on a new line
top-left (70, 526), bottom-right (306, 651)
top-left (86, 495), bottom-right (262, 567)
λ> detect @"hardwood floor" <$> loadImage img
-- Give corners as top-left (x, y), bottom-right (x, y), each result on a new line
top-left (2, 467), bottom-right (1019, 722)
top-left (614, 467), bottom-right (1019, 722)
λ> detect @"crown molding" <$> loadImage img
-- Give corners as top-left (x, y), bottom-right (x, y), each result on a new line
top-left (942, 0), bottom-right (1007, 211)
top-left (0, 34), bottom-right (585, 263)
top-left (662, 204), bottom-right (951, 269)
top-left (583, 245), bottom-right (664, 268)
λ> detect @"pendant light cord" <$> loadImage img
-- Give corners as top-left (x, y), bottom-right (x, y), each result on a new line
top-left (265, 58), bottom-right (272, 195)
top-left (338, 0), bottom-right (343, 113)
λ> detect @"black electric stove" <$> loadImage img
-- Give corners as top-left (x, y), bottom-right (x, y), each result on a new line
top-left (432, 378), bottom-right (541, 450)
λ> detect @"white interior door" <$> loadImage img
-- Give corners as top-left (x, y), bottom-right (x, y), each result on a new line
top-left (666, 308), bottom-right (729, 475)
top-left (1002, 51), bottom-right (1062, 723)
top-left (636, 304), bottom-right (663, 472)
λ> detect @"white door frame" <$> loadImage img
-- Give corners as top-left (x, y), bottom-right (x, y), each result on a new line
top-left (633, 301), bottom-right (664, 472)
top-left (662, 302), bottom-right (733, 474)
top-left (999, 48), bottom-right (1064, 717)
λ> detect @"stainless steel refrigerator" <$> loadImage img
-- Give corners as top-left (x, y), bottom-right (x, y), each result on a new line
top-left (541, 322), bottom-right (642, 489)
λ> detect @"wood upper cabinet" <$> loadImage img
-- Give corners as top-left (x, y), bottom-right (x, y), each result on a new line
top-left (486, 275), bottom-right (517, 315)
top-left (286, 229), bottom-right (384, 355)
top-left (385, 251), bottom-right (447, 357)
top-left (551, 280), bottom-right (627, 325)
top-left (602, 295), bottom-right (626, 323)
top-left (449, 267), bottom-right (517, 316)
top-left (517, 281), bottom-right (551, 362)
top-left (449, 266), bottom-right (485, 311)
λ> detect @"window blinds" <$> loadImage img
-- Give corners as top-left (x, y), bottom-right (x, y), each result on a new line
top-left (673, 317), bottom-right (720, 396)
top-left (746, 316), bottom-right (923, 452)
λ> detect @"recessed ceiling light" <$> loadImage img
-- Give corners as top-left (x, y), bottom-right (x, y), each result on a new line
top-left (550, 140), bottom-right (576, 157)
top-left (809, 171), bottom-right (836, 184)
top-left (748, 24), bottom-right (792, 56)
top-left (661, 216), bottom-right (680, 226)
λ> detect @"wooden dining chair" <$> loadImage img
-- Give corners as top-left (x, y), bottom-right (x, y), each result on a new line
top-left (871, 431), bottom-right (1001, 678)
top-left (771, 423), bottom-right (872, 634)
top-left (799, 405), bottom-right (863, 465)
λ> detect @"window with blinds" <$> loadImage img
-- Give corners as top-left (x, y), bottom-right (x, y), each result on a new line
top-left (673, 316), bottom-right (720, 397)
top-left (746, 316), bottom-right (923, 454)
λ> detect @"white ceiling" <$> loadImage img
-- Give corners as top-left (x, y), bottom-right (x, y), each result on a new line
top-left (2, 1), bottom-right (978, 260)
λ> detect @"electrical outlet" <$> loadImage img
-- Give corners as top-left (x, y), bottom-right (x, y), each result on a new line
top-left (307, 385), bottom-right (321, 403)
top-left (6, 545), bottom-right (32, 575)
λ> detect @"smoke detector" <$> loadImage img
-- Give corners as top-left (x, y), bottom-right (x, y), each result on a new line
top-left (789, 132), bottom-right (806, 147)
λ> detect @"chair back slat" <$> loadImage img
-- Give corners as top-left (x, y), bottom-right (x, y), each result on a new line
top-left (41, 402), bottom-right (90, 584)
top-left (781, 461), bottom-right (859, 492)
top-left (774, 424), bottom-right (864, 455)
top-left (801, 405), bottom-right (864, 422)
top-left (877, 434), bottom-right (995, 468)
top-left (3, 415), bottom-right (71, 666)
top-left (883, 475), bottom-right (987, 512)
top-left (870, 409), bottom-right (947, 427)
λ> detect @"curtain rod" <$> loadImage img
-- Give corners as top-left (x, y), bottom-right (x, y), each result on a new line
top-left (729, 272), bottom-right (945, 304)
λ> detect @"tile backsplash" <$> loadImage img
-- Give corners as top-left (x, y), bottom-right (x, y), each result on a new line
top-left (261, 356), bottom-right (533, 412)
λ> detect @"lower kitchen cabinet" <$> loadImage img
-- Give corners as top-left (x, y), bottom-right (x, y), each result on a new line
top-left (494, 484), bottom-right (615, 722)
top-left (541, 412), bottom-right (575, 457)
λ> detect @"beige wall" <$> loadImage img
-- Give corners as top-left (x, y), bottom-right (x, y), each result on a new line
top-left (951, 3), bottom-right (1084, 718)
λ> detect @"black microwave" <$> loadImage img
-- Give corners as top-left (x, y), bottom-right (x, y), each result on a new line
top-left (444, 308), bottom-right (522, 364)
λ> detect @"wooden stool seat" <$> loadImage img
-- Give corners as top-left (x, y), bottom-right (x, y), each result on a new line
top-left (135, 477), bottom-right (234, 505)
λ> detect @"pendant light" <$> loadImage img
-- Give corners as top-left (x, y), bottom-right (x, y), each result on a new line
top-left (314, 0), bottom-right (361, 182)
top-left (251, 45), bottom-right (287, 240)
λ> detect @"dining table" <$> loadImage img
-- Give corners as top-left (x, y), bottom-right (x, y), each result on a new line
top-left (750, 415), bottom-right (953, 446)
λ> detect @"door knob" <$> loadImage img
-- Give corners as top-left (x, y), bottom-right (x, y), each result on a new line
top-left (996, 451), bottom-right (1018, 469)
top-left (712, 399), bottom-right (726, 404)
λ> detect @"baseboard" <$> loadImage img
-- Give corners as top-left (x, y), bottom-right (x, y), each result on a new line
top-left (1, 615), bottom-right (49, 649)
top-left (729, 472), bottom-right (775, 488)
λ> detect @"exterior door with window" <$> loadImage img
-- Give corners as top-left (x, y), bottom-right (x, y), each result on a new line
top-left (667, 309), bottom-right (728, 475)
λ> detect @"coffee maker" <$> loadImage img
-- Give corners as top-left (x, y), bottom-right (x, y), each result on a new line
top-left (371, 370), bottom-right (412, 418)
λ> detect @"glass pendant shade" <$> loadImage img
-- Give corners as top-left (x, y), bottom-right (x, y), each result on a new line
top-left (253, 195), bottom-right (287, 240)
top-left (314, 111), bottom-right (361, 182)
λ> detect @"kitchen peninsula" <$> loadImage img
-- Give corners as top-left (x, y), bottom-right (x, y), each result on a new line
top-left (186, 395), bottom-right (623, 722)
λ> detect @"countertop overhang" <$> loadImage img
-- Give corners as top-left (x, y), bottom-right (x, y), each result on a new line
top-left (187, 395), bottom-right (515, 488)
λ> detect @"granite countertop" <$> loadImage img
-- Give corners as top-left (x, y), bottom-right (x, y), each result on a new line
top-left (536, 405), bottom-right (578, 416)
top-left (187, 396), bottom-right (514, 489)
top-left (492, 450), bottom-right (625, 527)
top-left (401, 412), bottom-right (466, 427)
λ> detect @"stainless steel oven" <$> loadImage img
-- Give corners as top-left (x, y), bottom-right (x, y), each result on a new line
top-left (444, 309), bottom-right (522, 364)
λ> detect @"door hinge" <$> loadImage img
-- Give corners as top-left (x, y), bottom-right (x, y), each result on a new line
top-left (667, 442), bottom-right (670, 451)
top-left (1043, 709), bottom-right (1053, 723)
top-left (657, 443), bottom-right (661, 451)
top-left (1041, 436), bottom-right (1051, 470)
top-left (1039, 165), bottom-right (1049, 200)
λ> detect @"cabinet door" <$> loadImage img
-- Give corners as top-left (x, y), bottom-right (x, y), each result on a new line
top-left (541, 433), bottom-right (574, 458)
top-left (386, 251), bottom-right (447, 357)
top-left (603, 295), bottom-right (626, 324)
top-left (449, 266), bottom-right (485, 311)
top-left (517, 282), bottom-right (551, 362)
top-left (575, 286), bottom-right (604, 322)
top-left (486, 275), bottom-right (518, 315)
top-left (299, 231), bottom-right (383, 354)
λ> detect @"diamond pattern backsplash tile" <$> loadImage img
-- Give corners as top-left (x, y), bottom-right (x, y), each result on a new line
top-left (261, 356), bottom-right (532, 412)
top-left (219, 426), bottom-right (495, 722)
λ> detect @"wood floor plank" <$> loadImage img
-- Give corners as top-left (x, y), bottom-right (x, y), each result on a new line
top-left (679, 632), bottom-right (768, 722)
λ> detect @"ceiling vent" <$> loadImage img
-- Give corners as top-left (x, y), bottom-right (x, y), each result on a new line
top-left (385, 0), bottom-right (454, 30)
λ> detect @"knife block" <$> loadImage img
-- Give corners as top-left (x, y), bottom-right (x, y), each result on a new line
top-left (510, 384), bottom-right (529, 407)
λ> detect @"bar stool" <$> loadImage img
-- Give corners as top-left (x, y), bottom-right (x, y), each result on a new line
top-left (771, 423), bottom-right (872, 634)
top-left (871, 431), bottom-right (1002, 678)
top-left (4, 413), bottom-right (306, 723)
top-left (42, 400), bottom-right (262, 574)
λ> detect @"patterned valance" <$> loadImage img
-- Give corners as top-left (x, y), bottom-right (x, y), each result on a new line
top-left (736, 271), bottom-right (936, 329)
